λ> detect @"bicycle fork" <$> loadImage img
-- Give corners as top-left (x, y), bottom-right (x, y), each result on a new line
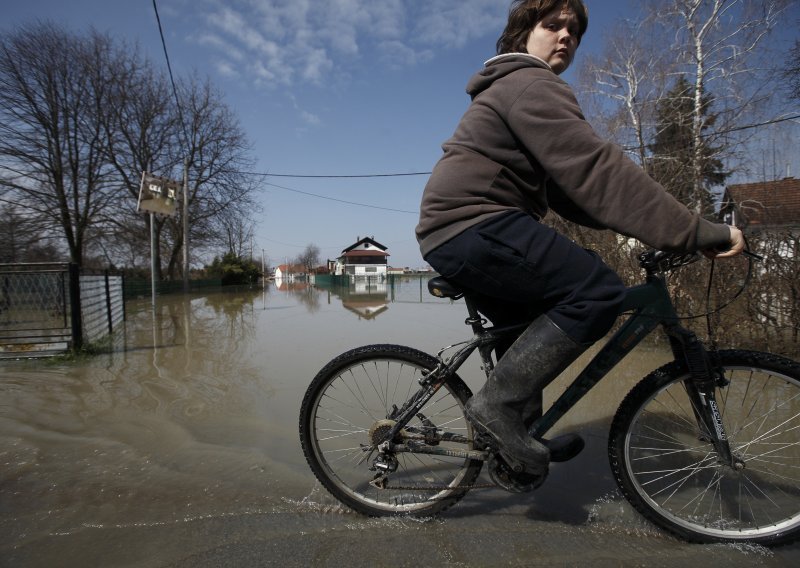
top-left (680, 335), bottom-right (744, 471)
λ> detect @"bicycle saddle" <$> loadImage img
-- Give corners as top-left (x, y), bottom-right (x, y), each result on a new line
top-left (427, 277), bottom-right (463, 299)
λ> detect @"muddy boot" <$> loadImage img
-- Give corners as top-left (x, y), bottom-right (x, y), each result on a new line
top-left (466, 315), bottom-right (587, 475)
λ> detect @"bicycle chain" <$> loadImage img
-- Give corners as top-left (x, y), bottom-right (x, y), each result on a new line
top-left (368, 432), bottom-right (502, 492)
top-left (371, 478), bottom-right (497, 492)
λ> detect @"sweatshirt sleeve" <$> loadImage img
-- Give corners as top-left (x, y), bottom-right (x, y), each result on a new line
top-left (506, 74), bottom-right (731, 252)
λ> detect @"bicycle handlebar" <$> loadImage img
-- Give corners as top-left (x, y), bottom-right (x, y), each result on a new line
top-left (638, 248), bottom-right (762, 275)
top-left (638, 250), bottom-right (700, 274)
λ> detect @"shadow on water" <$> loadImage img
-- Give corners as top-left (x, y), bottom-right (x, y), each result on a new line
top-left (1, 281), bottom-right (798, 567)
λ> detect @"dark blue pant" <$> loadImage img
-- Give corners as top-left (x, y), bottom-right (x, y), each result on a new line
top-left (425, 211), bottom-right (626, 346)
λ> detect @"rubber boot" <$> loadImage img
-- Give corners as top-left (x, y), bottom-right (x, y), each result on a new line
top-left (494, 332), bottom-right (585, 463)
top-left (466, 314), bottom-right (587, 475)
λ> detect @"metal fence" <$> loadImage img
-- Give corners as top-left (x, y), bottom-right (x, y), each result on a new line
top-left (0, 263), bottom-right (125, 358)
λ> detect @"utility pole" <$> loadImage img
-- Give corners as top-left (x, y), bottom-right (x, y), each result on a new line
top-left (261, 248), bottom-right (266, 288)
top-left (182, 157), bottom-right (189, 293)
top-left (150, 212), bottom-right (157, 308)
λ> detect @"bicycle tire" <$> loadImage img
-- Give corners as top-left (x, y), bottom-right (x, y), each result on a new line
top-left (299, 344), bottom-right (483, 517)
top-left (609, 349), bottom-right (800, 545)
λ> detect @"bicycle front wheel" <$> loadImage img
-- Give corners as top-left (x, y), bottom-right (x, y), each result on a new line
top-left (299, 344), bottom-right (482, 517)
top-left (610, 349), bottom-right (800, 545)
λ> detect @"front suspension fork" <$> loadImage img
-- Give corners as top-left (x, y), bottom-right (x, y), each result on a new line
top-left (681, 338), bottom-right (743, 470)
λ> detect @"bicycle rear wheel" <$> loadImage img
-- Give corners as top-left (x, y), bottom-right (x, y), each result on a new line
top-left (610, 349), bottom-right (800, 545)
top-left (299, 344), bottom-right (482, 517)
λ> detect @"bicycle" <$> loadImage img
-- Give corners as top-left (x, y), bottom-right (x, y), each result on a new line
top-left (299, 249), bottom-right (800, 546)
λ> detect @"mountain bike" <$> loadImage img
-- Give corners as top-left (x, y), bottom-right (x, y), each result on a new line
top-left (299, 249), bottom-right (800, 545)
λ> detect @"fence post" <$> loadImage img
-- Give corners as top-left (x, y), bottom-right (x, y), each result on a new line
top-left (68, 263), bottom-right (83, 350)
top-left (121, 273), bottom-right (127, 322)
top-left (105, 270), bottom-right (114, 334)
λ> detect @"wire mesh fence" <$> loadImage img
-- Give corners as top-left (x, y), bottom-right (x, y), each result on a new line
top-left (0, 263), bottom-right (124, 358)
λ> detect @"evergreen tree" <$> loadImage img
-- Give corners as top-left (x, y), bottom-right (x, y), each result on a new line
top-left (646, 76), bottom-right (727, 215)
top-left (207, 253), bottom-right (260, 286)
top-left (785, 39), bottom-right (800, 102)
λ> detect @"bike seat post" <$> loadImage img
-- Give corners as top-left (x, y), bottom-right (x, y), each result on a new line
top-left (463, 295), bottom-right (487, 335)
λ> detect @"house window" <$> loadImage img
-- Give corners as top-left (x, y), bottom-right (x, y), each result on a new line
top-left (365, 266), bottom-right (377, 273)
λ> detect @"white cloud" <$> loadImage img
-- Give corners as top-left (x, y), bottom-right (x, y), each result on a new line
top-left (412, 0), bottom-right (506, 49)
top-left (213, 59), bottom-right (240, 78)
top-left (192, 0), bottom-right (500, 82)
top-left (184, 0), bottom-right (502, 122)
top-left (300, 110), bottom-right (321, 126)
top-left (194, 33), bottom-right (245, 62)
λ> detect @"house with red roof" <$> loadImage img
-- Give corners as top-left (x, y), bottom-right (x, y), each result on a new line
top-left (720, 177), bottom-right (800, 231)
top-left (274, 263), bottom-right (305, 280)
top-left (331, 236), bottom-right (390, 278)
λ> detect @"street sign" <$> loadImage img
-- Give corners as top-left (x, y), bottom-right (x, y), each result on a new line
top-left (137, 172), bottom-right (180, 217)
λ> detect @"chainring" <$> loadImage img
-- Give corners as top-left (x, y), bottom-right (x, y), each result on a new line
top-left (487, 454), bottom-right (547, 493)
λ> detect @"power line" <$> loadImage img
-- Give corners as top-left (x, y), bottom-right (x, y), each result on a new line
top-left (152, 0), bottom-right (189, 147)
top-left (263, 180), bottom-right (417, 214)
top-left (250, 171), bottom-right (432, 179)
top-left (235, 115), bottom-right (799, 179)
top-left (621, 113), bottom-right (800, 152)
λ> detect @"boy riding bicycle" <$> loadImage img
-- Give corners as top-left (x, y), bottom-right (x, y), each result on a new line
top-left (416, 0), bottom-right (744, 479)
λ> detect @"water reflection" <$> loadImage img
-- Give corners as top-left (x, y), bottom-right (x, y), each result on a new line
top-left (314, 278), bottom-right (389, 320)
top-left (1, 285), bottom-right (797, 567)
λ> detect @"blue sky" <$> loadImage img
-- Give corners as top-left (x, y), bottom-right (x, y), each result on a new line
top-left (3, 1), bottom-right (798, 268)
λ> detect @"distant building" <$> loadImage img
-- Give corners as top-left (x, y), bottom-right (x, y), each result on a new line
top-left (274, 263), bottom-right (305, 280)
top-left (331, 236), bottom-right (390, 278)
top-left (719, 177), bottom-right (799, 331)
top-left (720, 177), bottom-right (800, 231)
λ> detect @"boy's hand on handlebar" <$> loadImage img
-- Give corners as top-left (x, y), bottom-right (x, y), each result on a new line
top-left (703, 225), bottom-right (745, 259)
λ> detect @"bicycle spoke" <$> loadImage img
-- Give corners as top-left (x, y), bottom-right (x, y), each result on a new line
top-left (616, 354), bottom-right (800, 543)
top-left (302, 348), bottom-right (481, 516)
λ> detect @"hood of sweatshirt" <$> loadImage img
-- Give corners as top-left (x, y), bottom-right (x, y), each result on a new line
top-left (466, 53), bottom-right (552, 99)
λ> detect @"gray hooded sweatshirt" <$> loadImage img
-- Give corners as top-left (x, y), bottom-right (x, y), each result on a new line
top-left (416, 54), bottom-right (731, 257)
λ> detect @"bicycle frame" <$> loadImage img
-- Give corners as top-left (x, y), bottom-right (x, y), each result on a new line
top-left (529, 278), bottom-right (673, 438)
top-left (390, 262), bottom-right (736, 467)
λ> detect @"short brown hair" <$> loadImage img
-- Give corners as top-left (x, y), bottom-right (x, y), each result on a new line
top-left (496, 0), bottom-right (589, 55)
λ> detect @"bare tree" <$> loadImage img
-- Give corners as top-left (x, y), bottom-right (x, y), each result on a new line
top-left (0, 22), bottom-right (261, 276)
top-left (214, 206), bottom-right (256, 258)
top-left (163, 75), bottom-right (261, 280)
top-left (101, 57), bottom-right (261, 280)
top-left (296, 243), bottom-right (321, 273)
top-left (0, 23), bottom-right (122, 265)
top-left (579, 17), bottom-right (670, 171)
top-left (582, 0), bottom-right (789, 210)
top-left (101, 49), bottom-right (182, 277)
top-left (655, 0), bottom-right (789, 205)
top-left (0, 204), bottom-right (61, 262)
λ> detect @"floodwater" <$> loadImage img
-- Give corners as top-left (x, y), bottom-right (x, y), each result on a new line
top-left (1, 278), bottom-right (799, 567)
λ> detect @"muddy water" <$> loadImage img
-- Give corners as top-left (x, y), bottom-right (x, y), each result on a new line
top-left (1, 281), bottom-right (799, 567)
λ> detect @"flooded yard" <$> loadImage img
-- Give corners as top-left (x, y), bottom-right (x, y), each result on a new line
top-left (1, 278), bottom-right (799, 567)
